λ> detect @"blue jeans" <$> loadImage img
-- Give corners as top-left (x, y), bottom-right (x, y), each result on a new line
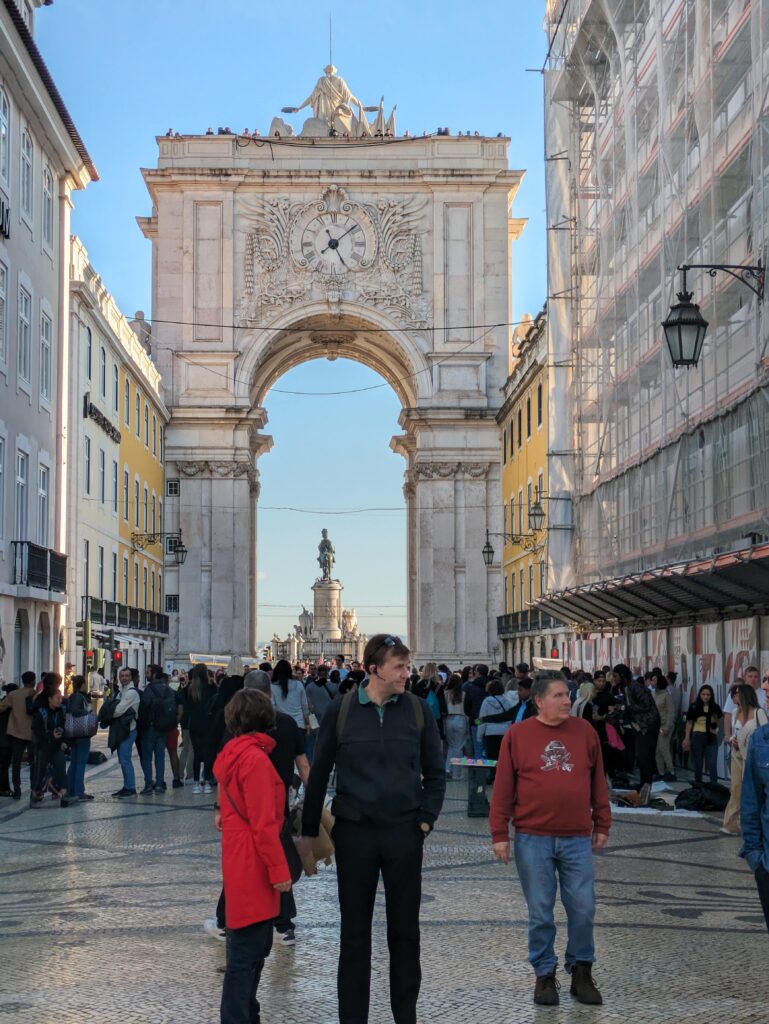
top-left (220, 919), bottom-right (273, 1024)
top-left (514, 833), bottom-right (596, 976)
top-left (470, 724), bottom-right (483, 759)
top-left (118, 729), bottom-right (137, 790)
top-left (67, 737), bottom-right (91, 797)
top-left (141, 727), bottom-right (166, 787)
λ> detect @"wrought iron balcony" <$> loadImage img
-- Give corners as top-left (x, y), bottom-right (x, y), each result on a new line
top-left (497, 609), bottom-right (563, 638)
top-left (12, 541), bottom-right (67, 593)
top-left (81, 595), bottom-right (169, 635)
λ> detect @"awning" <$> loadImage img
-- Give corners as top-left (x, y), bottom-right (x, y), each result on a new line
top-left (536, 542), bottom-right (769, 631)
top-left (92, 630), bottom-right (152, 650)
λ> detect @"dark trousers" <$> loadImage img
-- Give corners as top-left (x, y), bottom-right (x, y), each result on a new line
top-left (10, 737), bottom-right (34, 794)
top-left (755, 864), bottom-right (769, 933)
top-left (216, 886), bottom-right (295, 934)
top-left (0, 742), bottom-right (11, 792)
top-left (334, 819), bottom-right (424, 1024)
top-left (220, 918), bottom-right (273, 1024)
top-left (635, 726), bottom-right (659, 787)
top-left (32, 743), bottom-right (66, 794)
top-left (691, 732), bottom-right (718, 783)
top-left (191, 734), bottom-right (214, 783)
top-left (140, 727), bottom-right (166, 787)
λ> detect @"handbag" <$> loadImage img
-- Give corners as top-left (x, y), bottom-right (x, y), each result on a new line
top-left (221, 781), bottom-right (302, 885)
top-left (605, 722), bottom-right (625, 751)
top-left (64, 710), bottom-right (98, 740)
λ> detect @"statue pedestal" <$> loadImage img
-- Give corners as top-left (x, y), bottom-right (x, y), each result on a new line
top-left (312, 579), bottom-right (343, 642)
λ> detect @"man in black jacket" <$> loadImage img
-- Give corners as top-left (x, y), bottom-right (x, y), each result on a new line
top-left (300, 634), bottom-right (445, 1024)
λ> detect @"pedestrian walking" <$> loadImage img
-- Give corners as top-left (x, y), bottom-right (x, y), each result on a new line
top-left (0, 671), bottom-right (36, 800)
top-left (214, 689), bottom-right (291, 1024)
top-left (65, 675), bottom-right (95, 802)
top-left (490, 672), bottom-right (610, 1006)
top-left (138, 672), bottom-right (177, 794)
top-left (683, 685), bottom-right (723, 784)
top-left (463, 664), bottom-right (490, 758)
top-left (188, 663), bottom-right (217, 794)
top-left (740, 671), bottom-right (769, 931)
top-left (0, 682), bottom-right (17, 796)
top-left (270, 659), bottom-right (309, 731)
top-left (177, 672), bottom-right (194, 784)
top-left (299, 634), bottom-right (446, 1024)
top-left (443, 672), bottom-right (467, 779)
top-left (306, 670), bottom-right (339, 763)
top-left (721, 684), bottom-right (767, 835)
top-left (30, 683), bottom-right (69, 807)
top-left (111, 667), bottom-right (140, 799)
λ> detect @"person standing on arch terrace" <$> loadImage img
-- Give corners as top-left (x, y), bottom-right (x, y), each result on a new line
top-left (299, 633), bottom-right (445, 1024)
top-left (490, 671), bottom-right (611, 1008)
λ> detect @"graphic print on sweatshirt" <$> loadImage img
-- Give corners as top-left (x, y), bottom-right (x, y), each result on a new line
top-left (540, 739), bottom-right (574, 773)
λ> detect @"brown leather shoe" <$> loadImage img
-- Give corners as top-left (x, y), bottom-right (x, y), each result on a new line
top-left (534, 973), bottom-right (560, 1006)
top-left (570, 962), bottom-right (603, 1005)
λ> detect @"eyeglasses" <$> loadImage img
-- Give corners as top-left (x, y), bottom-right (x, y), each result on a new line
top-left (371, 635), bottom-right (402, 660)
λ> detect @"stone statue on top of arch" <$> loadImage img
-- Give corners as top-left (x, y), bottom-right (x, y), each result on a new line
top-left (278, 65), bottom-right (394, 139)
top-left (317, 528), bottom-right (336, 580)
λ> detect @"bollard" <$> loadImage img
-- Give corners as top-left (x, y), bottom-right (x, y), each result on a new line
top-left (451, 758), bottom-right (496, 818)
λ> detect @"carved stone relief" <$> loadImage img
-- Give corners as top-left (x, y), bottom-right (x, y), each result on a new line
top-left (413, 461), bottom-right (492, 480)
top-left (175, 460), bottom-right (260, 494)
top-left (238, 185), bottom-right (430, 329)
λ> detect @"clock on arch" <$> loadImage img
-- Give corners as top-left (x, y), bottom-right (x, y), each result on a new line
top-left (290, 202), bottom-right (377, 276)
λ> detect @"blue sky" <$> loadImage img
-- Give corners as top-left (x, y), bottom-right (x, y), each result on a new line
top-left (38, 1), bottom-right (548, 646)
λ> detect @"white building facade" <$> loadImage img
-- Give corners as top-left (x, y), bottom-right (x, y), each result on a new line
top-left (0, 0), bottom-right (95, 683)
top-left (539, 0), bottom-right (769, 692)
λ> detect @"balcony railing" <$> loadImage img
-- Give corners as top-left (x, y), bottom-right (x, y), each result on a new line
top-left (497, 610), bottom-right (563, 638)
top-left (81, 595), bottom-right (169, 636)
top-left (12, 541), bottom-right (67, 593)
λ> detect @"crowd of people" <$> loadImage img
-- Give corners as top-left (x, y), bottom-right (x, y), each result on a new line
top-left (1, 648), bottom-right (768, 1021)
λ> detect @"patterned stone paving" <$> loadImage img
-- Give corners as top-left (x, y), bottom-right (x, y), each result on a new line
top-left (0, 746), bottom-right (765, 1023)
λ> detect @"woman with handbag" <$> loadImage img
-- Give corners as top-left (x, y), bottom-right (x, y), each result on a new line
top-left (65, 675), bottom-right (97, 803)
top-left (213, 688), bottom-right (292, 1024)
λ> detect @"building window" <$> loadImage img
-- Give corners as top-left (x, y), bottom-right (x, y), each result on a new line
top-left (537, 382), bottom-right (543, 427)
top-left (509, 422), bottom-right (514, 460)
top-left (0, 438), bottom-right (4, 538)
top-left (83, 539), bottom-right (90, 597)
top-left (540, 559), bottom-right (547, 596)
top-left (158, 499), bottom-right (163, 531)
top-left (18, 286), bottom-right (31, 383)
top-left (503, 430), bottom-right (507, 463)
top-left (98, 449), bottom-right (105, 504)
top-left (133, 560), bottom-right (139, 606)
top-left (97, 545), bottom-right (104, 598)
top-left (14, 452), bottom-right (28, 540)
top-left (166, 479), bottom-right (180, 497)
top-left (0, 87), bottom-right (9, 183)
top-left (158, 571), bottom-right (162, 605)
top-left (20, 130), bottom-right (33, 219)
top-left (151, 569), bottom-right (155, 610)
top-left (143, 486), bottom-right (148, 531)
top-left (0, 261), bottom-right (7, 362)
top-left (538, 471), bottom-right (544, 501)
top-left (111, 551), bottom-right (118, 601)
top-left (134, 479), bottom-right (139, 526)
top-left (517, 408), bottom-right (522, 449)
top-left (85, 326), bottom-right (92, 380)
top-left (40, 313), bottom-right (52, 400)
top-left (37, 465), bottom-right (48, 546)
top-left (519, 568), bottom-right (525, 610)
top-left (144, 404), bottom-right (149, 446)
top-left (526, 396), bottom-right (531, 438)
top-left (84, 436), bottom-right (91, 494)
top-left (151, 494), bottom-right (156, 533)
top-left (124, 378), bottom-right (130, 425)
top-left (135, 392), bottom-right (140, 435)
top-left (122, 556), bottom-right (129, 603)
top-left (159, 426), bottom-right (164, 464)
top-left (111, 459), bottom-right (118, 513)
top-left (165, 536), bottom-right (178, 556)
top-left (528, 562), bottom-right (534, 604)
top-left (518, 488), bottom-right (524, 536)
top-left (152, 414), bottom-right (157, 456)
top-left (166, 594), bottom-right (179, 613)
top-left (123, 469), bottom-right (129, 520)
top-left (142, 565), bottom-right (148, 608)
top-left (112, 364), bottom-right (119, 413)
top-left (527, 481), bottom-right (532, 517)
top-left (511, 572), bottom-right (516, 613)
top-left (99, 346), bottom-right (106, 398)
top-left (509, 498), bottom-right (514, 538)
top-left (42, 166), bottom-right (54, 248)
top-left (503, 574), bottom-right (508, 613)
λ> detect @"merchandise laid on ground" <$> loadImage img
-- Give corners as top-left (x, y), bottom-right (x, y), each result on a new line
top-left (0, 750), bottom-right (765, 1024)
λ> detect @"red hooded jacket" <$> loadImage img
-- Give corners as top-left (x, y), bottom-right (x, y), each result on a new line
top-left (214, 732), bottom-right (290, 929)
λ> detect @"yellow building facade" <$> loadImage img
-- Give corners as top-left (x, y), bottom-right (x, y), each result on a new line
top-left (496, 308), bottom-right (556, 667)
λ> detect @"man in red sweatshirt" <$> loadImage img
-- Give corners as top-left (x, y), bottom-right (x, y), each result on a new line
top-left (490, 671), bottom-right (611, 1008)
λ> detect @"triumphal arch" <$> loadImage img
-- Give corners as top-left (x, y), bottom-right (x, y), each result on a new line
top-left (140, 67), bottom-right (525, 663)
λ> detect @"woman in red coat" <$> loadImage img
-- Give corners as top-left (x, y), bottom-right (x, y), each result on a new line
top-left (214, 689), bottom-right (291, 1024)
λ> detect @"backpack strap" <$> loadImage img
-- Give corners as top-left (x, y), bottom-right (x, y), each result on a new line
top-left (335, 690), bottom-right (356, 743)
top-left (408, 691), bottom-right (424, 731)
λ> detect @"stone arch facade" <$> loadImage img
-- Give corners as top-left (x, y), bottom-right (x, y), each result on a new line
top-left (142, 130), bottom-right (524, 662)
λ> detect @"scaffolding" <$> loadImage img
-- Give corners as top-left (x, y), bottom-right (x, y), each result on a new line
top-left (544, 0), bottom-right (769, 587)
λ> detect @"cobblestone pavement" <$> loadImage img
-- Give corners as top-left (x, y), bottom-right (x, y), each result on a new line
top-left (0, 747), bottom-right (765, 1024)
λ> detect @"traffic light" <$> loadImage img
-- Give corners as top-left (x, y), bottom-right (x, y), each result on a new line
top-left (85, 649), bottom-right (95, 671)
top-left (113, 648), bottom-right (123, 666)
top-left (75, 620), bottom-right (92, 649)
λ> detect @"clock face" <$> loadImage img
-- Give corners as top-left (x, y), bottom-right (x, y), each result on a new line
top-left (298, 212), bottom-right (372, 276)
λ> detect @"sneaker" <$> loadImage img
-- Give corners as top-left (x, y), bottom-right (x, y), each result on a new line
top-left (78, 793), bottom-right (95, 801)
top-left (115, 788), bottom-right (137, 799)
top-left (662, 772), bottom-right (677, 782)
top-left (192, 783), bottom-right (202, 794)
top-left (534, 973), bottom-right (560, 1006)
top-left (280, 928), bottom-right (296, 946)
top-left (719, 826), bottom-right (740, 836)
top-left (570, 962), bottom-right (602, 1005)
top-left (203, 783), bottom-right (213, 794)
top-left (11, 790), bottom-right (21, 800)
top-left (112, 788), bottom-right (127, 798)
top-left (203, 918), bottom-right (226, 941)
top-left (140, 786), bottom-right (155, 795)
top-left (29, 796), bottom-right (44, 809)
top-left (183, 777), bottom-right (195, 785)
top-left (156, 781), bottom-right (167, 793)
top-left (172, 779), bottom-right (184, 789)
top-left (60, 798), bottom-right (73, 807)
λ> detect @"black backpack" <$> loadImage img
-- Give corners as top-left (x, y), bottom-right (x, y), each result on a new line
top-left (674, 781), bottom-right (730, 812)
top-left (150, 688), bottom-right (179, 732)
